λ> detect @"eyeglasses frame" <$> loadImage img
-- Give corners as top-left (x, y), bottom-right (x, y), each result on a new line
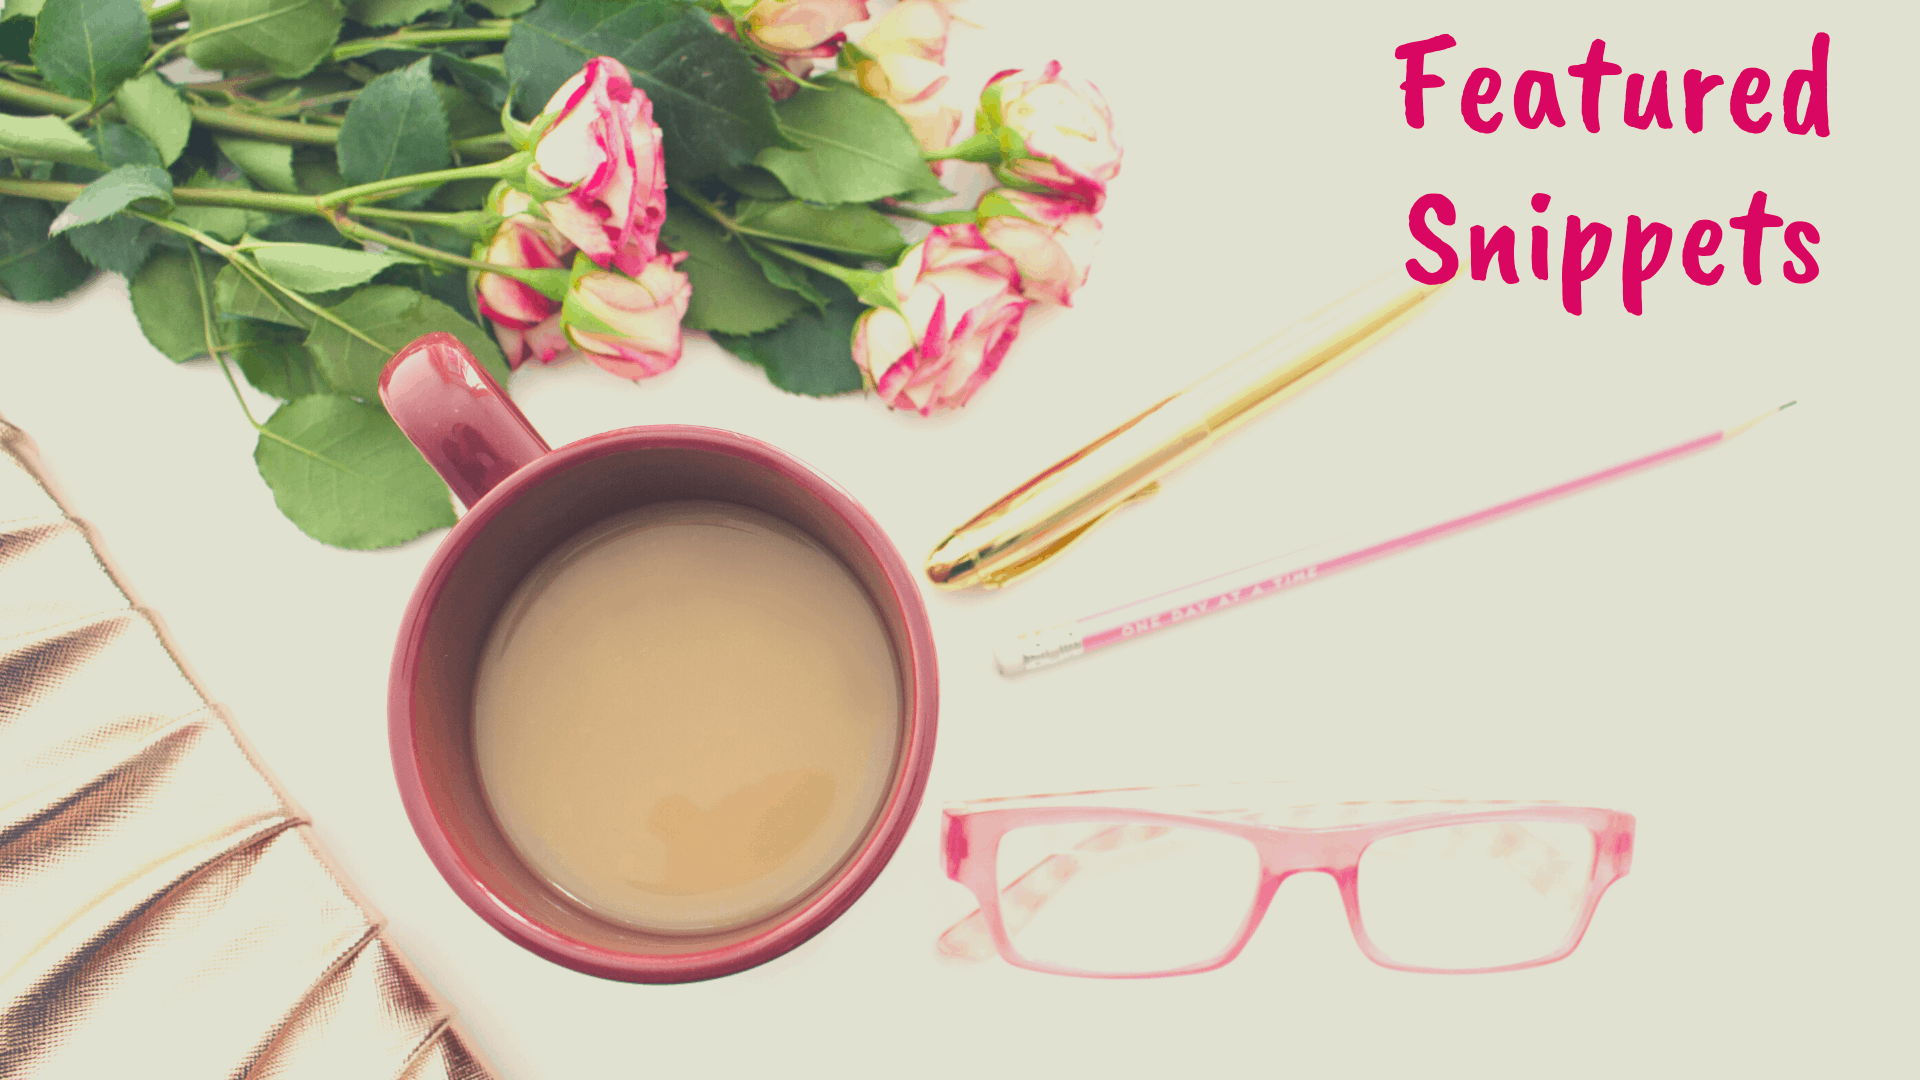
top-left (942, 799), bottom-right (1635, 978)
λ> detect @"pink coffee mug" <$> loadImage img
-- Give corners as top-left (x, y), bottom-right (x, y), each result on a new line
top-left (379, 332), bottom-right (938, 983)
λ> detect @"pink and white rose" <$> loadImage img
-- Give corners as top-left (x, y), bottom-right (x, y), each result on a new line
top-left (978, 189), bottom-right (1101, 306)
top-left (716, 0), bottom-right (869, 99)
top-left (981, 61), bottom-right (1123, 211)
top-left (528, 57), bottom-right (668, 275)
top-left (852, 225), bottom-right (1029, 415)
top-left (562, 252), bottom-right (693, 380)
top-left (474, 186), bottom-right (574, 368)
top-left (851, 0), bottom-right (959, 152)
top-left (853, 0), bottom-right (948, 98)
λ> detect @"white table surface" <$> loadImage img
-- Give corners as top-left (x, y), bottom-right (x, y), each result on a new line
top-left (4, 2), bottom-right (1915, 1075)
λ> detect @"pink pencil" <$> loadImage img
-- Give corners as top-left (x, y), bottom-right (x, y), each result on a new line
top-left (993, 404), bottom-right (1794, 675)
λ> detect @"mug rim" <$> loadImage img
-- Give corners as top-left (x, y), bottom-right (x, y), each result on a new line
top-left (388, 424), bottom-right (939, 983)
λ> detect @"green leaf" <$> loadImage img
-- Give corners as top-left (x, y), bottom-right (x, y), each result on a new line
top-left (49, 164), bottom-right (172, 235)
top-left (141, 250), bottom-right (341, 379)
top-left (343, 0), bottom-right (446, 26)
top-left (30, 0), bottom-right (149, 103)
top-left (0, 113), bottom-right (106, 169)
top-left (426, 175), bottom-right (493, 210)
top-left (185, 0), bottom-right (346, 79)
top-left (173, 204), bottom-right (262, 242)
top-left (254, 215), bottom-right (344, 247)
top-left (712, 274), bottom-right (864, 396)
top-left (755, 82), bottom-right (948, 204)
top-left (431, 48), bottom-right (511, 111)
top-left (717, 165), bottom-right (789, 201)
top-left (0, 195), bottom-right (92, 301)
top-left (254, 393), bottom-right (455, 548)
top-left (292, 156), bottom-right (346, 195)
top-left (507, 0), bottom-right (779, 181)
top-left (0, 15), bottom-right (36, 63)
top-left (468, 0), bottom-right (532, 15)
top-left (232, 322), bottom-right (326, 397)
top-left (843, 264), bottom-right (899, 314)
top-left (247, 241), bottom-right (415, 291)
top-left (734, 198), bottom-right (904, 259)
top-left (660, 204), bottom-right (804, 336)
top-left (66, 212), bottom-right (159, 275)
top-left (214, 135), bottom-right (299, 192)
top-left (433, 80), bottom-right (496, 141)
top-left (172, 170), bottom-right (273, 241)
top-left (303, 284), bottom-right (507, 399)
top-left (113, 74), bottom-right (193, 165)
top-left (213, 261), bottom-right (329, 326)
top-left (336, 57), bottom-right (448, 208)
top-left (739, 238), bottom-right (826, 309)
top-left (131, 247), bottom-right (213, 359)
top-left (88, 120), bottom-right (161, 167)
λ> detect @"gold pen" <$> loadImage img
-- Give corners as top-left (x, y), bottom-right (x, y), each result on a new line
top-left (924, 275), bottom-right (1449, 589)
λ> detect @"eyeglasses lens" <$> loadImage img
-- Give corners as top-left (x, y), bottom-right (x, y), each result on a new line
top-left (993, 822), bottom-right (1261, 975)
top-left (1355, 821), bottom-right (1596, 970)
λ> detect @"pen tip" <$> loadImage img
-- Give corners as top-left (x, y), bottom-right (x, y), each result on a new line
top-left (1724, 401), bottom-right (1797, 441)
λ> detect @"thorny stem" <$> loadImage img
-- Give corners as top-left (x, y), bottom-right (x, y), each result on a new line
top-left (316, 152), bottom-right (530, 209)
top-left (0, 177), bottom-right (319, 214)
top-left (189, 105), bottom-right (342, 144)
top-left (921, 128), bottom-right (1000, 163)
top-left (179, 71), bottom-right (278, 102)
top-left (676, 188), bottom-right (889, 259)
top-left (0, 77), bottom-right (342, 144)
top-left (451, 132), bottom-right (517, 162)
top-left (331, 25), bottom-right (513, 61)
top-left (0, 78), bottom-right (84, 115)
top-left (187, 238), bottom-right (356, 472)
top-left (740, 41), bottom-right (829, 93)
top-left (0, 179), bottom-right (499, 252)
top-left (187, 244), bottom-right (265, 431)
top-left (349, 205), bottom-right (493, 232)
top-left (880, 202), bottom-right (975, 226)
top-left (248, 89), bottom-right (361, 117)
top-left (331, 210), bottom-right (566, 295)
top-left (749, 238), bottom-right (863, 285)
top-left (64, 99), bottom-right (112, 126)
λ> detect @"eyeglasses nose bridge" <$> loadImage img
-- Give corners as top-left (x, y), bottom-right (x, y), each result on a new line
top-left (1252, 829), bottom-right (1365, 876)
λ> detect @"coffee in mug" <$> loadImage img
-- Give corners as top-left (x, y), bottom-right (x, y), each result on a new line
top-left (381, 333), bottom-right (939, 982)
top-left (471, 500), bottom-right (899, 932)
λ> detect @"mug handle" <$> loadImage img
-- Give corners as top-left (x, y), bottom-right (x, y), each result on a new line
top-left (379, 332), bottom-right (551, 508)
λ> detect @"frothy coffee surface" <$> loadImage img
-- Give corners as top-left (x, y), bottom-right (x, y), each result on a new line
top-left (473, 501), bottom-right (900, 932)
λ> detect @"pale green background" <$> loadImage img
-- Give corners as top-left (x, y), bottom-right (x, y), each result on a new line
top-left (3, 1), bottom-right (1914, 1075)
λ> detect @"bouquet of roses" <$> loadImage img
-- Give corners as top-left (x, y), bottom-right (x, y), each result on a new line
top-left (0, 0), bottom-right (1121, 547)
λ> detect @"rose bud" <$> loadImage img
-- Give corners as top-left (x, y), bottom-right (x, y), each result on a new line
top-left (978, 189), bottom-right (1101, 307)
top-left (562, 252), bottom-right (693, 381)
top-left (852, 225), bottom-right (1029, 416)
top-left (474, 186), bottom-right (576, 368)
top-left (980, 61), bottom-right (1123, 211)
top-left (528, 57), bottom-right (668, 275)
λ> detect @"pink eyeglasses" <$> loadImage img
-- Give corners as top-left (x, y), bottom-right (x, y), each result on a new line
top-left (939, 785), bottom-right (1634, 977)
